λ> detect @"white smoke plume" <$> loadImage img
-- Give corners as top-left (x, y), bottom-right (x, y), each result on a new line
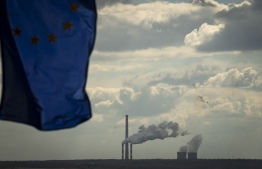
top-left (179, 134), bottom-right (203, 152)
top-left (179, 145), bottom-right (189, 152)
top-left (122, 121), bottom-right (189, 144)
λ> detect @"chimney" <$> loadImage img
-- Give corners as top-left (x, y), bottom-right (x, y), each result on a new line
top-left (188, 152), bottom-right (197, 160)
top-left (177, 152), bottom-right (187, 160)
top-left (130, 144), bottom-right (133, 160)
top-left (125, 115), bottom-right (129, 160)
top-left (122, 144), bottom-right (124, 160)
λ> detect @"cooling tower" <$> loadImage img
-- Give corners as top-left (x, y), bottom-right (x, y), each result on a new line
top-left (188, 152), bottom-right (197, 160)
top-left (177, 152), bottom-right (187, 160)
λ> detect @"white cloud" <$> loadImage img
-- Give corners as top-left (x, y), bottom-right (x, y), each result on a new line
top-left (206, 67), bottom-right (262, 89)
top-left (99, 2), bottom-right (202, 30)
top-left (124, 63), bottom-right (225, 87)
top-left (87, 65), bottom-right (262, 129)
top-left (227, 1), bottom-right (251, 10)
top-left (91, 114), bottom-right (105, 122)
top-left (193, 0), bottom-right (262, 51)
top-left (184, 23), bottom-right (225, 46)
top-left (95, 0), bottom-right (225, 51)
top-left (93, 46), bottom-right (206, 60)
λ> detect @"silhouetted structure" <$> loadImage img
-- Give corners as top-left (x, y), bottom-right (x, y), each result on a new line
top-left (125, 115), bottom-right (129, 160)
top-left (188, 152), bottom-right (197, 160)
top-left (177, 152), bottom-right (187, 160)
top-left (130, 144), bottom-right (133, 160)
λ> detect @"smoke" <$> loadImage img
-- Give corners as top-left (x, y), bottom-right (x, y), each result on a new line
top-left (179, 134), bottom-right (203, 153)
top-left (122, 121), bottom-right (189, 144)
top-left (179, 145), bottom-right (189, 152)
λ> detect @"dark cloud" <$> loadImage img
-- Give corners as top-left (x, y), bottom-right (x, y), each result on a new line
top-left (191, 0), bottom-right (218, 7)
top-left (252, 0), bottom-right (262, 11)
top-left (196, 0), bottom-right (262, 52)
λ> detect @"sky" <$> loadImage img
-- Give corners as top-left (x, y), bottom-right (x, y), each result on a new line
top-left (0, 0), bottom-right (262, 160)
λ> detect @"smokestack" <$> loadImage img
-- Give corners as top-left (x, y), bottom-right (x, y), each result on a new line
top-left (130, 144), bottom-right (133, 160)
top-left (122, 144), bottom-right (124, 160)
top-left (188, 152), bottom-right (197, 160)
top-left (125, 115), bottom-right (129, 160)
top-left (177, 152), bottom-right (187, 160)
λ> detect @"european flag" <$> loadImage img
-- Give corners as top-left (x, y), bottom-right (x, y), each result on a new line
top-left (0, 0), bottom-right (97, 130)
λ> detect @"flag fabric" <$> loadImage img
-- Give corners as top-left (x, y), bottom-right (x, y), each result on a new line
top-left (0, 0), bottom-right (97, 130)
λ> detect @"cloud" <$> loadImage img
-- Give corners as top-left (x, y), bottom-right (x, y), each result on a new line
top-left (92, 46), bottom-right (216, 61)
top-left (184, 23), bottom-right (225, 47)
top-left (92, 114), bottom-right (105, 122)
top-left (88, 84), bottom-right (187, 117)
top-left (206, 67), bottom-right (262, 90)
top-left (123, 63), bottom-right (225, 87)
top-left (88, 65), bottom-right (262, 128)
top-left (95, 1), bottom-right (219, 51)
top-left (98, 2), bottom-right (201, 29)
top-left (192, 0), bottom-right (223, 8)
top-left (190, 0), bottom-right (262, 52)
top-left (96, 0), bottom-right (132, 9)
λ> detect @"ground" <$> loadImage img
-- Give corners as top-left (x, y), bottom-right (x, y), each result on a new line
top-left (1, 159), bottom-right (262, 169)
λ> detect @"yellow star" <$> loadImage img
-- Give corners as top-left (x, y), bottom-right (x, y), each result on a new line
top-left (48, 33), bottom-right (57, 43)
top-left (31, 35), bottom-right (39, 45)
top-left (13, 27), bottom-right (22, 37)
top-left (63, 21), bottom-right (73, 31)
top-left (70, 2), bottom-right (79, 12)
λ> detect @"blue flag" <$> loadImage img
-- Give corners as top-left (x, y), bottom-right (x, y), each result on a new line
top-left (0, 0), bottom-right (97, 130)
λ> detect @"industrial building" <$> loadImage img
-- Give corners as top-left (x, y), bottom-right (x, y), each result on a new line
top-left (188, 152), bottom-right (197, 160)
top-left (177, 152), bottom-right (187, 160)
top-left (177, 152), bottom-right (198, 160)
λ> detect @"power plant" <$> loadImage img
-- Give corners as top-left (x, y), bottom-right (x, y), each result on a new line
top-left (121, 115), bottom-right (201, 160)
top-left (188, 152), bottom-right (197, 160)
top-left (177, 134), bottom-right (202, 160)
top-left (177, 152), bottom-right (187, 160)
top-left (177, 152), bottom-right (198, 160)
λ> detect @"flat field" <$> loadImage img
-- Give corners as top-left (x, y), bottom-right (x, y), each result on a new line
top-left (1, 159), bottom-right (262, 169)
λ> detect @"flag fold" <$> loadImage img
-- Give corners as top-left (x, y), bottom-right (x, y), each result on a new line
top-left (0, 0), bottom-right (97, 130)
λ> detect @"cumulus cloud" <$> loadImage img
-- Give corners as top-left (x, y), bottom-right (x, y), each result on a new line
top-left (124, 63), bottom-right (224, 87)
top-left (88, 65), bottom-right (262, 127)
top-left (184, 23), bottom-right (225, 47)
top-left (206, 67), bottom-right (262, 90)
top-left (90, 84), bottom-right (187, 117)
top-left (96, 0), bottom-right (131, 9)
top-left (96, 0), bottom-right (262, 52)
top-left (99, 2), bottom-right (201, 30)
top-left (95, 1), bottom-right (219, 51)
top-left (192, 0), bottom-right (222, 8)
top-left (92, 46), bottom-right (228, 63)
top-left (190, 0), bottom-right (262, 51)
